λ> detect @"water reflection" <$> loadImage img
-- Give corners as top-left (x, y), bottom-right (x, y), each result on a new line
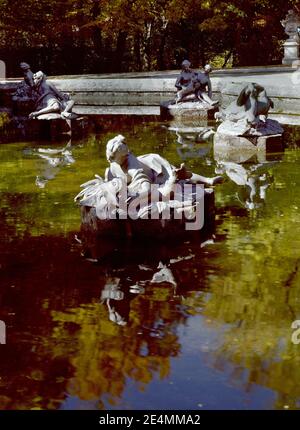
top-left (100, 261), bottom-right (187, 326)
top-left (2, 123), bottom-right (300, 410)
top-left (168, 125), bottom-right (214, 161)
top-left (51, 233), bottom-right (221, 409)
top-left (25, 141), bottom-right (75, 188)
top-left (216, 161), bottom-right (276, 209)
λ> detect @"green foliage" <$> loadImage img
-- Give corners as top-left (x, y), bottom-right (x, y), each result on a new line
top-left (0, 0), bottom-right (297, 74)
top-left (0, 111), bottom-right (10, 129)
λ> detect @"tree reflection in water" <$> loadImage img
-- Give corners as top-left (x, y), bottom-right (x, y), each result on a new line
top-left (2, 126), bottom-right (300, 409)
top-left (50, 233), bottom-right (216, 409)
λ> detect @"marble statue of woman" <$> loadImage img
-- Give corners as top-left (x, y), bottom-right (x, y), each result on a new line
top-left (105, 134), bottom-right (223, 192)
top-left (75, 135), bottom-right (223, 221)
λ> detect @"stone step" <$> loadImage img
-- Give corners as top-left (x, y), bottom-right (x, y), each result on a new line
top-left (1, 66), bottom-right (300, 123)
top-left (73, 105), bottom-right (160, 116)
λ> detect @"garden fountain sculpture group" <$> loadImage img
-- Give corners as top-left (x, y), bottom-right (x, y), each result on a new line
top-left (74, 61), bottom-right (284, 236)
top-left (12, 60), bottom-right (284, 233)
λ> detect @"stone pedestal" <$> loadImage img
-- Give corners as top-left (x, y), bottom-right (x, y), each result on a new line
top-left (160, 99), bottom-right (217, 125)
top-left (0, 60), bottom-right (5, 79)
top-left (282, 39), bottom-right (300, 65)
top-left (80, 188), bottom-right (215, 241)
top-left (214, 133), bottom-right (284, 163)
top-left (33, 115), bottom-right (89, 140)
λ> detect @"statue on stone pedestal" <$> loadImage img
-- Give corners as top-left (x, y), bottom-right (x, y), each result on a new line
top-left (281, 9), bottom-right (300, 65)
top-left (161, 61), bottom-right (218, 120)
top-left (281, 9), bottom-right (300, 41)
top-left (29, 71), bottom-right (75, 119)
top-left (215, 83), bottom-right (283, 137)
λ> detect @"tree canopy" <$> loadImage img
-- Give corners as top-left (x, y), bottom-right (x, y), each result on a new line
top-left (0, 0), bottom-right (298, 76)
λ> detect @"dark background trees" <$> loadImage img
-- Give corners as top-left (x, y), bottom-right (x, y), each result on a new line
top-left (0, 0), bottom-right (298, 77)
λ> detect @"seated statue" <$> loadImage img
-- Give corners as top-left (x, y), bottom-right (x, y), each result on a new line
top-left (75, 135), bottom-right (223, 220)
top-left (28, 71), bottom-right (75, 119)
top-left (13, 62), bottom-right (37, 103)
top-left (175, 60), bottom-right (197, 102)
top-left (177, 64), bottom-right (218, 107)
top-left (215, 83), bottom-right (283, 136)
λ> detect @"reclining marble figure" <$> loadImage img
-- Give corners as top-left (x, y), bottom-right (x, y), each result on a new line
top-left (75, 135), bottom-right (223, 220)
top-left (29, 71), bottom-right (75, 119)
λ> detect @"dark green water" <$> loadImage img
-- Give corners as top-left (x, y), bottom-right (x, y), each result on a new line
top-left (1, 120), bottom-right (300, 410)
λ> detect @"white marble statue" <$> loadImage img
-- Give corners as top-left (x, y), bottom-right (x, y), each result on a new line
top-left (75, 134), bottom-right (223, 220)
top-left (215, 83), bottom-right (283, 137)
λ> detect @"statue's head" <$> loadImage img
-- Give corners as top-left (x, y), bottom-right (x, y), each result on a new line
top-left (204, 64), bottom-right (212, 74)
top-left (181, 59), bottom-right (191, 71)
top-left (33, 71), bottom-right (46, 87)
top-left (20, 62), bottom-right (30, 70)
top-left (106, 134), bottom-right (129, 165)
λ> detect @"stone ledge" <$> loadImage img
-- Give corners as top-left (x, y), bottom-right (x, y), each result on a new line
top-left (214, 133), bottom-right (284, 163)
top-left (1, 66), bottom-right (300, 122)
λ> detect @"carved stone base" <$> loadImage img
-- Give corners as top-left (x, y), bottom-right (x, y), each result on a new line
top-left (2, 115), bottom-right (89, 142)
top-left (282, 39), bottom-right (300, 65)
top-left (33, 116), bottom-right (88, 139)
top-left (80, 188), bottom-right (215, 240)
top-left (160, 99), bottom-right (218, 124)
top-left (214, 133), bottom-right (284, 163)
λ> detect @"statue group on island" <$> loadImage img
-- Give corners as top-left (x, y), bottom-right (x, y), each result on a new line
top-left (75, 134), bottom-right (223, 224)
top-left (171, 59), bottom-right (283, 138)
top-left (11, 58), bottom-right (284, 229)
top-left (13, 62), bottom-right (76, 120)
top-left (73, 58), bottom-right (284, 230)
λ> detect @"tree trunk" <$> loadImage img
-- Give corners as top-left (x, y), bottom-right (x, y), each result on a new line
top-left (115, 31), bottom-right (127, 72)
top-left (134, 33), bottom-right (142, 71)
top-left (141, 21), bottom-right (153, 71)
top-left (158, 20), bottom-right (169, 70)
